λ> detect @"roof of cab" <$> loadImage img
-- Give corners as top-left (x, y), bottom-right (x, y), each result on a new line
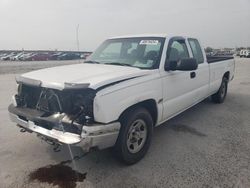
top-left (108, 34), bottom-right (190, 39)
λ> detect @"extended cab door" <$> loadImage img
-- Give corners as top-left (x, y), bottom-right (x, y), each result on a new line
top-left (187, 38), bottom-right (209, 101)
top-left (160, 37), bottom-right (208, 121)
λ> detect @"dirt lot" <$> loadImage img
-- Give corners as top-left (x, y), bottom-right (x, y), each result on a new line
top-left (0, 58), bottom-right (250, 188)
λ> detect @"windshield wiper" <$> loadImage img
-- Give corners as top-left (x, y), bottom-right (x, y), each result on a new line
top-left (104, 62), bottom-right (132, 67)
top-left (84, 60), bottom-right (100, 64)
top-left (85, 61), bottom-right (133, 67)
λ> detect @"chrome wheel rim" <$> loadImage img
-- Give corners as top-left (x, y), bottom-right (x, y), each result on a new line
top-left (127, 119), bottom-right (147, 153)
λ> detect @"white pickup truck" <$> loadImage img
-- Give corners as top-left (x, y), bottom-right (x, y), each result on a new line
top-left (8, 34), bottom-right (235, 164)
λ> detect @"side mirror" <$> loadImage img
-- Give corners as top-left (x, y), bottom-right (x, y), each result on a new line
top-left (166, 58), bottom-right (198, 71)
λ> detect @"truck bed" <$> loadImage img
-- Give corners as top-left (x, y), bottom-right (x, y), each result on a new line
top-left (207, 56), bottom-right (234, 64)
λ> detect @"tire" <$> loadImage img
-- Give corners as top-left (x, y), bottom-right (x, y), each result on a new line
top-left (114, 107), bottom-right (153, 165)
top-left (211, 77), bottom-right (228, 103)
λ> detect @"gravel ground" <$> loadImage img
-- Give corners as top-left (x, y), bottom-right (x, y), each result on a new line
top-left (0, 58), bottom-right (250, 188)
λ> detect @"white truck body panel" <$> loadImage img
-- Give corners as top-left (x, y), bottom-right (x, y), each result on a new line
top-left (94, 70), bottom-right (163, 123)
top-left (19, 63), bottom-right (151, 90)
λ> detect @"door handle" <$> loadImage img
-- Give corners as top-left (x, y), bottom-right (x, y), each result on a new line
top-left (190, 72), bottom-right (196, 79)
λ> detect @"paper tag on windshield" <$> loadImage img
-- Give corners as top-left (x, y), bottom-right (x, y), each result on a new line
top-left (139, 40), bottom-right (159, 45)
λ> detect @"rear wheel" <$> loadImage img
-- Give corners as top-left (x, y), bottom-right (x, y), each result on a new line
top-left (211, 77), bottom-right (228, 103)
top-left (114, 107), bottom-right (153, 165)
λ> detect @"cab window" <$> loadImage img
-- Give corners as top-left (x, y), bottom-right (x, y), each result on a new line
top-left (188, 39), bottom-right (204, 64)
top-left (167, 40), bottom-right (189, 62)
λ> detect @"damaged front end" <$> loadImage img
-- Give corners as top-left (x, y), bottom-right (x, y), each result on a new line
top-left (8, 81), bottom-right (120, 151)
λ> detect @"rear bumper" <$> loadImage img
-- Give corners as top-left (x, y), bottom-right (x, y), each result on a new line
top-left (8, 104), bottom-right (120, 150)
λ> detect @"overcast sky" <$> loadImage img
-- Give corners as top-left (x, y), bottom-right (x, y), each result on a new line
top-left (0, 0), bottom-right (249, 51)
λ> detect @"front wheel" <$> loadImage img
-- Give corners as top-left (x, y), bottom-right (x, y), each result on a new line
top-left (211, 77), bottom-right (228, 103)
top-left (114, 107), bottom-right (153, 165)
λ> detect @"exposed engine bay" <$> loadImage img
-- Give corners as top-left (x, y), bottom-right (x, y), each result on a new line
top-left (12, 83), bottom-right (96, 135)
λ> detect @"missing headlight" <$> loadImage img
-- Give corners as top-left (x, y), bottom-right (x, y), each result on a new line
top-left (15, 84), bottom-right (96, 126)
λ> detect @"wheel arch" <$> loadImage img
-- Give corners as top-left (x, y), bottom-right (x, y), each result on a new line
top-left (223, 71), bottom-right (230, 81)
top-left (118, 99), bottom-right (158, 126)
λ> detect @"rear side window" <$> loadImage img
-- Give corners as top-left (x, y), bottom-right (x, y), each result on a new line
top-left (188, 39), bottom-right (204, 64)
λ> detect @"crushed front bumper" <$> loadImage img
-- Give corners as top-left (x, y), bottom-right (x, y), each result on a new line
top-left (8, 104), bottom-right (120, 151)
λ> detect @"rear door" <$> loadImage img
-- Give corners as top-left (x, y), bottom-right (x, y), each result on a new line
top-left (187, 38), bottom-right (209, 101)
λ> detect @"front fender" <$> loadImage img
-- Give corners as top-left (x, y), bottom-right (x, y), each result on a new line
top-left (93, 76), bottom-right (163, 124)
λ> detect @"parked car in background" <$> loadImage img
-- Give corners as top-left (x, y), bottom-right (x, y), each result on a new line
top-left (19, 53), bottom-right (34, 61)
top-left (244, 50), bottom-right (250, 58)
top-left (49, 52), bottom-right (62, 60)
top-left (235, 51), bottom-right (240, 56)
top-left (81, 52), bottom-right (92, 59)
top-left (0, 53), bottom-right (8, 59)
top-left (206, 52), bottom-right (215, 57)
top-left (0, 52), bottom-right (16, 61)
top-left (240, 50), bottom-right (245, 57)
top-left (0, 51), bottom-right (92, 61)
top-left (239, 49), bottom-right (250, 58)
top-left (246, 50), bottom-right (250, 58)
top-left (10, 52), bottom-right (24, 61)
top-left (29, 53), bottom-right (50, 61)
top-left (57, 52), bottom-right (81, 60)
top-left (49, 52), bottom-right (63, 60)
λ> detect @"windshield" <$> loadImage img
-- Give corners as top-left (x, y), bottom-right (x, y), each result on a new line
top-left (87, 37), bottom-right (165, 69)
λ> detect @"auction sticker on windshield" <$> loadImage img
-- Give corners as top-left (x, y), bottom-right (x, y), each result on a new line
top-left (139, 40), bottom-right (159, 45)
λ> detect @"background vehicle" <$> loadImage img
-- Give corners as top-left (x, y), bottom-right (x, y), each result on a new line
top-left (81, 52), bottom-right (92, 59)
top-left (239, 49), bottom-right (250, 58)
top-left (57, 52), bottom-right (81, 60)
top-left (0, 52), bottom-right (16, 60)
top-left (19, 52), bottom-right (34, 61)
top-left (10, 52), bottom-right (24, 61)
top-left (49, 52), bottom-right (63, 60)
top-left (245, 50), bottom-right (250, 58)
top-left (240, 50), bottom-right (245, 57)
top-left (0, 53), bottom-right (8, 59)
top-left (8, 34), bottom-right (235, 164)
top-left (0, 51), bottom-right (92, 61)
top-left (30, 53), bottom-right (50, 61)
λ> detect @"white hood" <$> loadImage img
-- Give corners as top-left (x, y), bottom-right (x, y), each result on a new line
top-left (17, 63), bottom-right (150, 90)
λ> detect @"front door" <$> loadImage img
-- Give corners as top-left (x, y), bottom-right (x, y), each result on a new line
top-left (161, 38), bottom-right (200, 120)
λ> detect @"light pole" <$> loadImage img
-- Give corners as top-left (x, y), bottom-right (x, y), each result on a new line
top-left (76, 24), bottom-right (80, 52)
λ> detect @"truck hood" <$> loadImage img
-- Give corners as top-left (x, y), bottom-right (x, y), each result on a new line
top-left (17, 63), bottom-right (150, 90)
